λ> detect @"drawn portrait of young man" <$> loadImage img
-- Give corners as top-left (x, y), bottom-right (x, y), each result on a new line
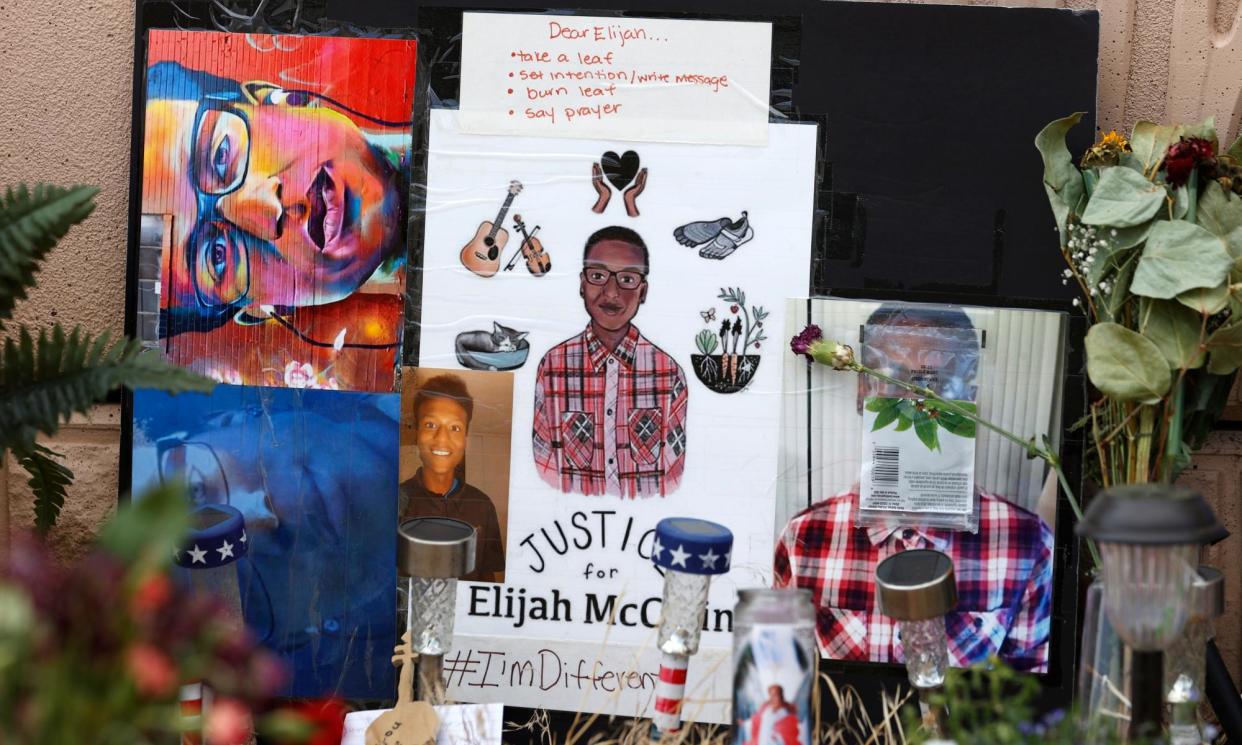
top-left (400, 374), bottom-right (506, 582)
top-left (774, 305), bottom-right (1055, 672)
top-left (532, 226), bottom-right (688, 498)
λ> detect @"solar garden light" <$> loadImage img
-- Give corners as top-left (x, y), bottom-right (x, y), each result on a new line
top-left (875, 549), bottom-right (957, 737)
top-left (173, 505), bottom-right (248, 744)
top-left (1077, 484), bottom-right (1228, 742)
top-left (397, 517), bottom-right (476, 704)
top-left (1166, 566), bottom-right (1225, 745)
top-left (649, 517), bottom-right (734, 738)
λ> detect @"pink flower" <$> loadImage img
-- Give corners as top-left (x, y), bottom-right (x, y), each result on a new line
top-left (125, 643), bottom-right (178, 698)
top-left (205, 367), bottom-right (244, 385)
top-left (283, 361), bottom-right (316, 388)
top-left (790, 325), bottom-right (824, 359)
top-left (205, 698), bottom-right (254, 745)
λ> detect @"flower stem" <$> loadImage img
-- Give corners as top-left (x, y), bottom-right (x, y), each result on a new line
top-left (850, 360), bottom-right (1101, 567)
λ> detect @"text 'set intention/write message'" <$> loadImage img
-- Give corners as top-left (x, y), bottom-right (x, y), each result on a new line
top-left (459, 13), bottom-right (772, 145)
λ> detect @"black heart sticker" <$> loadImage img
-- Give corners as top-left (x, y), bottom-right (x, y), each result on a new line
top-left (601, 150), bottom-right (640, 191)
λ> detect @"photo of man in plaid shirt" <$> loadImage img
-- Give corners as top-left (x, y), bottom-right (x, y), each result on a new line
top-left (532, 226), bottom-right (688, 497)
top-left (774, 305), bottom-right (1054, 672)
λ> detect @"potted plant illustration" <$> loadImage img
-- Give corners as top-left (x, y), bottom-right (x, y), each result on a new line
top-left (691, 287), bottom-right (767, 394)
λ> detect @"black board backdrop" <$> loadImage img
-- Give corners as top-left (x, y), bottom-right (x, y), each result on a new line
top-left (124, 0), bottom-right (1098, 738)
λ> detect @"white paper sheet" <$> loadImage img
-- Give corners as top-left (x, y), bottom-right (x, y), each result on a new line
top-left (459, 13), bottom-right (772, 145)
top-left (417, 110), bottom-right (817, 722)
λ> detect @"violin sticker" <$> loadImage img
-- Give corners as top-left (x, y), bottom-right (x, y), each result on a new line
top-left (460, 180), bottom-right (522, 278)
top-left (690, 287), bottom-right (767, 394)
top-left (674, 211), bottom-right (754, 260)
top-left (503, 214), bottom-right (551, 276)
top-left (590, 150), bottom-right (647, 217)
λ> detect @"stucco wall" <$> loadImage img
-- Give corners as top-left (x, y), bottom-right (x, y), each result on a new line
top-left (4, 0), bottom-right (1242, 671)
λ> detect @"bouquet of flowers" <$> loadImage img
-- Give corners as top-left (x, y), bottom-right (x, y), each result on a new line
top-left (0, 485), bottom-right (343, 745)
top-left (1035, 115), bottom-right (1242, 486)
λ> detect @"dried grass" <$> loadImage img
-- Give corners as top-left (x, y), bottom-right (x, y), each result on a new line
top-left (501, 670), bottom-right (913, 745)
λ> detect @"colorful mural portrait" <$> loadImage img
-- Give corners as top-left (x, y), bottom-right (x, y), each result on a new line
top-left (131, 386), bottom-right (400, 698)
top-left (139, 31), bottom-right (417, 392)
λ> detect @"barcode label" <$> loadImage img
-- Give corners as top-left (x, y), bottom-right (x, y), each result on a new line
top-left (872, 446), bottom-right (900, 484)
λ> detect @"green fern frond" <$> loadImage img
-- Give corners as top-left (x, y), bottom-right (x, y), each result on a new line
top-left (14, 443), bottom-right (73, 533)
top-left (0, 184), bottom-right (98, 324)
top-left (0, 323), bottom-right (216, 453)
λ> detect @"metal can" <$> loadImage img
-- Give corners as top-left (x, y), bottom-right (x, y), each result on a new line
top-left (731, 588), bottom-right (816, 745)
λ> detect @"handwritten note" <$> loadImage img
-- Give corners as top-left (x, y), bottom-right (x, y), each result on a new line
top-left (459, 13), bottom-right (772, 145)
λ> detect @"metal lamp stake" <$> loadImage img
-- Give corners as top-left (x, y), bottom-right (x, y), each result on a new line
top-left (397, 517), bottom-right (477, 703)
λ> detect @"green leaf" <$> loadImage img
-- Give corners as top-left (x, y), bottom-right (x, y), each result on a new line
top-left (1177, 282), bottom-right (1230, 314)
top-left (871, 399), bottom-right (902, 432)
top-left (1085, 322), bottom-right (1173, 402)
top-left (1034, 113), bottom-right (1086, 246)
top-left (912, 408), bottom-right (940, 452)
top-left (1131, 220), bottom-right (1233, 298)
top-left (14, 443), bottom-right (72, 534)
top-left (1141, 299), bottom-right (1206, 369)
top-left (1081, 167), bottom-right (1168, 227)
top-left (1196, 180), bottom-right (1242, 259)
top-left (865, 396), bottom-right (895, 413)
top-left (0, 323), bottom-right (216, 454)
top-left (1206, 321), bottom-right (1242, 374)
top-left (0, 185), bottom-right (98, 324)
top-left (1129, 121), bottom-right (1180, 174)
top-left (99, 482), bottom-right (190, 568)
top-left (937, 410), bottom-right (977, 439)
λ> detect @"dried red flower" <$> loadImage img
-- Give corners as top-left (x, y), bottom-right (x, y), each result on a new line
top-left (1165, 137), bottom-right (1216, 187)
top-left (790, 324), bottom-right (824, 360)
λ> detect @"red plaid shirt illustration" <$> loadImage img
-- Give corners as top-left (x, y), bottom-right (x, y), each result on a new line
top-left (774, 488), bottom-right (1053, 672)
top-left (532, 324), bottom-right (688, 497)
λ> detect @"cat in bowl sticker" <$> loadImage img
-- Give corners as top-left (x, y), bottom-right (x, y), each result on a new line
top-left (674, 211), bottom-right (754, 260)
top-left (691, 287), bottom-right (767, 394)
top-left (454, 322), bottom-right (530, 371)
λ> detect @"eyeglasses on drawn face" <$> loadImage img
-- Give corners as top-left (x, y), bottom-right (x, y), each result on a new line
top-left (188, 97), bottom-right (253, 309)
top-left (582, 266), bottom-right (646, 290)
top-left (156, 436), bottom-right (231, 506)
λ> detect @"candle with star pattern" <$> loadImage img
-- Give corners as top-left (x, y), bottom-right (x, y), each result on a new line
top-left (649, 517), bottom-right (733, 737)
top-left (173, 505), bottom-right (249, 744)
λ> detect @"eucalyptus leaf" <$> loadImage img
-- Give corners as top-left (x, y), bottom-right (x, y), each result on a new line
top-left (1227, 133), bottom-right (1242, 162)
top-left (1104, 253), bottom-right (1139, 320)
top-left (1129, 121), bottom-right (1180, 174)
top-left (1118, 152), bottom-right (1146, 173)
top-left (1173, 183), bottom-right (1190, 219)
top-left (1177, 282), bottom-right (1230, 314)
top-left (1035, 113), bottom-right (1086, 246)
top-left (1206, 321), bottom-right (1242, 374)
top-left (1081, 167), bottom-right (1167, 227)
top-left (913, 409), bottom-right (940, 452)
top-left (1181, 116), bottom-right (1218, 150)
top-left (1085, 322), bottom-right (1173, 402)
top-left (1131, 220), bottom-right (1233, 298)
top-left (1141, 299), bottom-right (1206, 369)
top-left (1196, 181), bottom-right (1242, 259)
